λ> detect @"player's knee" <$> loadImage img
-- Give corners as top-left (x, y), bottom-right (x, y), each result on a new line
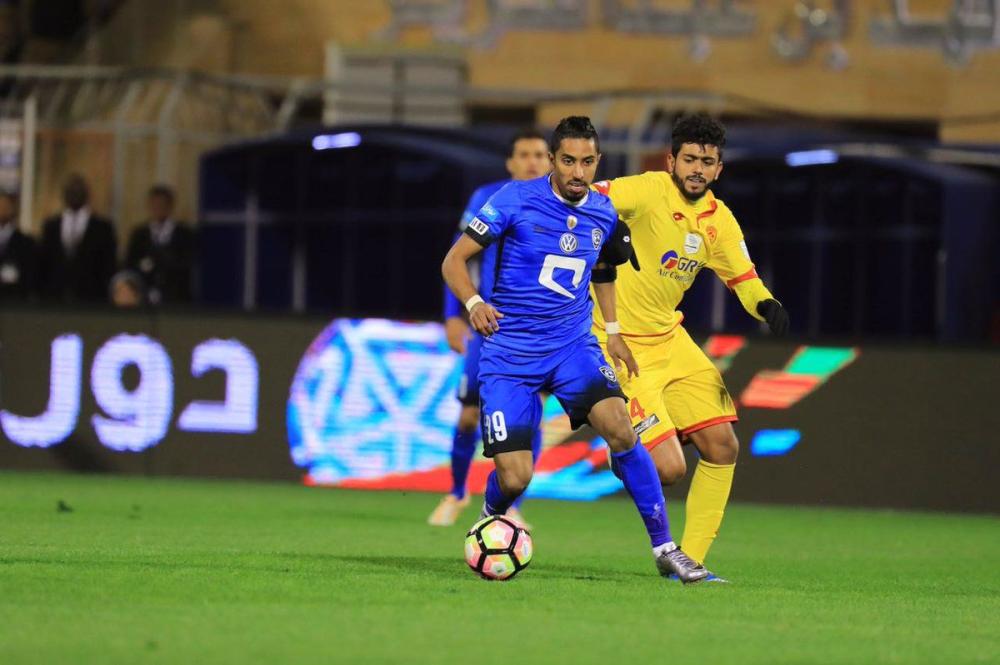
top-left (498, 465), bottom-right (533, 496)
top-left (604, 421), bottom-right (638, 453)
top-left (699, 428), bottom-right (739, 465)
top-left (457, 406), bottom-right (480, 432)
top-left (659, 457), bottom-right (687, 486)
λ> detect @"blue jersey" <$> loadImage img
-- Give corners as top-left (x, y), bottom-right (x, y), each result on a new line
top-left (463, 175), bottom-right (619, 355)
top-left (443, 180), bottom-right (508, 320)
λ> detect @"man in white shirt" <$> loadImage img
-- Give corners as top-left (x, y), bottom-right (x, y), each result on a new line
top-left (125, 185), bottom-right (196, 304)
top-left (39, 174), bottom-right (117, 302)
top-left (0, 192), bottom-right (37, 301)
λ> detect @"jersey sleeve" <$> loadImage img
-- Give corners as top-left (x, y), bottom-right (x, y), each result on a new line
top-left (462, 183), bottom-right (519, 247)
top-left (708, 205), bottom-right (775, 321)
top-left (600, 172), bottom-right (661, 221)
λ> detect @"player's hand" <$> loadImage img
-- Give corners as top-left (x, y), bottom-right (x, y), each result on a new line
top-left (606, 333), bottom-right (639, 380)
top-left (757, 299), bottom-right (789, 336)
top-left (444, 317), bottom-right (469, 354)
top-left (469, 302), bottom-right (504, 337)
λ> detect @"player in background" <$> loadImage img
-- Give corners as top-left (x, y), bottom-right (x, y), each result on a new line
top-left (592, 114), bottom-right (789, 578)
top-left (442, 116), bottom-right (709, 583)
top-left (429, 129), bottom-right (550, 527)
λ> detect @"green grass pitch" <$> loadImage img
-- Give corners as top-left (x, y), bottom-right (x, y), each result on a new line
top-left (1, 471), bottom-right (997, 664)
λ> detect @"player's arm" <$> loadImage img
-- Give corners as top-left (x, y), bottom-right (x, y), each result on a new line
top-left (592, 278), bottom-right (638, 379)
top-left (442, 231), bottom-right (469, 353)
top-left (710, 212), bottom-right (789, 335)
top-left (592, 219), bottom-right (640, 378)
top-left (442, 235), bottom-right (503, 337)
top-left (443, 188), bottom-right (518, 338)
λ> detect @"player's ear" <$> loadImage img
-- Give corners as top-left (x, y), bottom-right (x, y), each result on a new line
top-left (716, 160), bottom-right (724, 180)
top-left (505, 156), bottom-right (515, 176)
top-left (665, 152), bottom-right (675, 173)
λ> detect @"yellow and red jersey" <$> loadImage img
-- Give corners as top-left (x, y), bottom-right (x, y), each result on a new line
top-left (591, 171), bottom-right (773, 340)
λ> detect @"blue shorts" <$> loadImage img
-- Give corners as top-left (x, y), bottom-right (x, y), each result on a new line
top-left (456, 332), bottom-right (483, 407)
top-left (478, 334), bottom-right (626, 457)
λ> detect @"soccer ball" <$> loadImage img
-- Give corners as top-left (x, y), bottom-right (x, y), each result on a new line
top-left (464, 515), bottom-right (533, 580)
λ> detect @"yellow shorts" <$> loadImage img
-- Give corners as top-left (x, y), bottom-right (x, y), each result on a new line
top-left (601, 325), bottom-right (737, 450)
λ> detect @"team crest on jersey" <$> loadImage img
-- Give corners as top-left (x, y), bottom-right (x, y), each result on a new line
top-left (559, 232), bottom-right (578, 254)
top-left (599, 365), bottom-right (618, 384)
top-left (706, 225), bottom-right (718, 242)
top-left (684, 233), bottom-right (703, 255)
top-left (592, 229), bottom-right (603, 249)
top-left (566, 215), bottom-right (578, 230)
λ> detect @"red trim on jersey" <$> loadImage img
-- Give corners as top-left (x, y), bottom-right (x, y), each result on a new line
top-left (680, 415), bottom-right (738, 436)
top-left (593, 180), bottom-right (611, 195)
top-left (696, 199), bottom-right (718, 224)
top-left (726, 267), bottom-right (759, 288)
top-left (643, 429), bottom-right (678, 451)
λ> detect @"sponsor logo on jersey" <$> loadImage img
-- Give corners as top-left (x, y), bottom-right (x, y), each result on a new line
top-left (634, 414), bottom-right (661, 436)
top-left (560, 232), bottom-right (578, 254)
top-left (469, 218), bottom-right (490, 236)
top-left (566, 215), bottom-right (578, 230)
top-left (592, 229), bottom-right (603, 250)
top-left (659, 249), bottom-right (705, 278)
top-left (599, 365), bottom-right (618, 384)
top-left (479, 202), bottom-right (500, 222)
top-left (684, 232), bottom-right (703, 255)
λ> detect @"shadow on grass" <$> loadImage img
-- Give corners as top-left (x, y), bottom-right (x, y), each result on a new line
top-left (0, 552), bottom-right (647, 584)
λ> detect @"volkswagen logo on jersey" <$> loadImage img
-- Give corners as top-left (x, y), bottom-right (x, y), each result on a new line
top-left (560, 232), bottom-right (578, 254)
top-left (661, 250), bottom-right (679, 270)
top-left (592, 229), bottom-right (603, 250)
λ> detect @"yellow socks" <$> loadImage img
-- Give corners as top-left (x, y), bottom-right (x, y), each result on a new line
top-left (680, 459), bottom-right (735, 564)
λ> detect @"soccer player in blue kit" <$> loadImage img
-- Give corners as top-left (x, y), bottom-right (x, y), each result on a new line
top-left (429, 128), bottom-right (550, 527)
top-left (442, 117), bottom-right (708, 583)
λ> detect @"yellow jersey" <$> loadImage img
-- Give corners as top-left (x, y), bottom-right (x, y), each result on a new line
top-left (591, 171), bottom-right (774, 340)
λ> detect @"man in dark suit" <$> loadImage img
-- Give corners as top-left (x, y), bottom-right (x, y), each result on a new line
top-left (38, 174), bottom-right (117, 303)
top-left (125, 184), bottom-right (196, 305)
top-left (0, 192), bottom-right (37, 301)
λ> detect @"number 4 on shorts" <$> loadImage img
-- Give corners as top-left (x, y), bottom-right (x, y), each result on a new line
top-left (629, 398), bottom-right (645, 420)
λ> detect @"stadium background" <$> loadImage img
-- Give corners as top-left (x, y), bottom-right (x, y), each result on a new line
top-left (0, 2), bottom-right (997, 664)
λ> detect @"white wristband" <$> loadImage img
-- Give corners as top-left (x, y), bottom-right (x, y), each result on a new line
top-left (605, 321), bottom-right (621, 335)
top-left (465, 295), bottom-right (484, 313)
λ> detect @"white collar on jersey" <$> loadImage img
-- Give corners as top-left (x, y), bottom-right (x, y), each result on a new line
top-left (548, 174), bottom-right (589, 207)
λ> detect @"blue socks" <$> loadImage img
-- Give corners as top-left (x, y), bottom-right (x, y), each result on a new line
top-left (449, 429), bottom-right (478, 499)
top-left (484, 469), bottom-right (523, 515)
top-left (612, 440), bottom-right (672, 548)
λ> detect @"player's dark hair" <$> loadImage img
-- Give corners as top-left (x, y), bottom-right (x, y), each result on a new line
top-left (508, 127), bottom-right (546, 157)
top-left (148, 184), bottom-right (175, 203)
top-left (550, 116), bottom-right (600, 154)
top-left (671, 113), bottom-right (726, 160)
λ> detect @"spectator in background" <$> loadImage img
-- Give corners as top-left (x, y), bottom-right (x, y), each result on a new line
top-left (0, 191), bottom-right (37, 300)
top-left (39, 173), bottom-right (117, 303)
top-left (109, 269), bottom-right (146, 308)
top-left (125, 184), bottom-right (196, 305)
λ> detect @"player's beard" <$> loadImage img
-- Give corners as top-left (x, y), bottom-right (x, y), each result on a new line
top-left (672, 171), bottom-right (711, 202)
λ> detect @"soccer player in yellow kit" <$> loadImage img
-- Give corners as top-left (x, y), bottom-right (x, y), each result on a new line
top-left (593, 114), bottom-right (789, 578)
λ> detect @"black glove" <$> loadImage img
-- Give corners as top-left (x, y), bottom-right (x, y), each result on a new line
top-left (756, 299), bottom-right (789, 336)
